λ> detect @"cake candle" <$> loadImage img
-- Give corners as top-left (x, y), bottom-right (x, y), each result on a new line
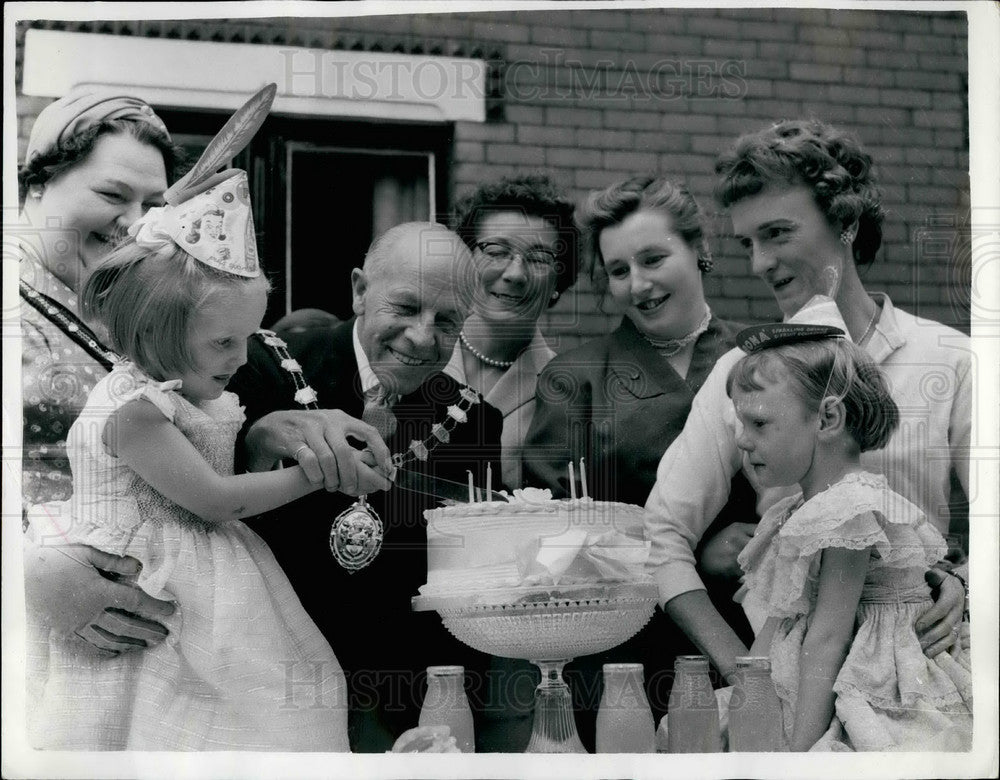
top-left (568, 461), bottom-right (577, 500)
top-left (467, 470), bottom-right (475, 503)
top-left (580, 458), bottom-right (589, 499)
top-left (486, 463), bottom-right (493, 502)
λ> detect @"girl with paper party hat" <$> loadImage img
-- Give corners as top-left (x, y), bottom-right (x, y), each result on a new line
top-left (26, 85), bottom-right (351, 751)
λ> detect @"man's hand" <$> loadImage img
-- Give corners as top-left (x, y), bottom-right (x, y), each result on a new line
top-left (244, 409), bottom-right (392, 495)
top-left (25, 541), bottom-right (174, 655)
top-left (697, 522), bottom-right (757, 579)
top-left (916, 568), bottom-right (966, 658)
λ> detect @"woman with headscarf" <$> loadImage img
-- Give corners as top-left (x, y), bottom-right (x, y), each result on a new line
top-left (18, 87), bottom-right (185, 656)
top-left (19, 87), bottom-right (181, 505)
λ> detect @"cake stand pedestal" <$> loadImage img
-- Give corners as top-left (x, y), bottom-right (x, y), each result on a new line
top-left (413, 583), bottom-right (659, 753)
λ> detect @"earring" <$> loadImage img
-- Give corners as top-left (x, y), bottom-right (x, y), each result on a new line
top-left (840, 230), bottom-right (854, 246)
top-left (697, 255), bottom-right (714, 273)
top-left (550, 290), bottom-right (560, 301)
top-left (30, 190), bottom-right (42, 200)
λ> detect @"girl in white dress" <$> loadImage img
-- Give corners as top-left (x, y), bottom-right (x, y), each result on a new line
top-left (27, 86), bottom-right (351, 751)
top-left (728, 324), bottom-right (972, 752)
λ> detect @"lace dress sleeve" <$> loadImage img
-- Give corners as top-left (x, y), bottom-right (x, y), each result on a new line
top-left (742, 472), bottom-right (946, 617)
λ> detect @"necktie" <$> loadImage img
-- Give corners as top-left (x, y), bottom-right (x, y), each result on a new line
top-left (362, 385), bottom-right (398, 441)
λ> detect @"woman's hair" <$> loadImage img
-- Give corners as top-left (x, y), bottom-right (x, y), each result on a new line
top-left (725, 338), bottom-right (898, 452)
top-left (81, 240), bottom-right (269, 380)
top-left (18, 118), bottom-right (183, 203)
top-left (714, 118), bottom-right (884, 267)
top-left (577, 175), bottom-right (711, 297)
top-left (452, 173), bottom-right (578, 304)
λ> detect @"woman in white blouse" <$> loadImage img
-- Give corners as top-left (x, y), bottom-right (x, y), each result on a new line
top-left (644, 119), bottom-right (969, 684)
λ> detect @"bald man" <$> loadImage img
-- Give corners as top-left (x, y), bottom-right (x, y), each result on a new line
top-left (230, 223), bottom-right (503, 752)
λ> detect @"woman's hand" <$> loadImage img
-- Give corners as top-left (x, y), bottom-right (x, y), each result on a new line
top-left (916, 568), bottom-right (966, 658)
top-left (697, 522), bottom-right (757, 579)
top-left (25, 541), bottom-right (174, 655)
top-left (244, 409), bottom-right (392, 494)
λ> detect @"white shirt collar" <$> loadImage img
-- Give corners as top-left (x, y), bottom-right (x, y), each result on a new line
top-left (352, 319), bottom-right (381, 395)
top-left (443, 339), bottom-right (466, 385)
top-left (864, 292), bottom-right (905, 363)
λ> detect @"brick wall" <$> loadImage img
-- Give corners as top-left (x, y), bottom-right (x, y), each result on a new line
top-left (15, 7), bottom-right (971, 349)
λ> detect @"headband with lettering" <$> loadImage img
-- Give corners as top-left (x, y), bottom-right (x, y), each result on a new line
top-left (736, 323), bottom-right (846, 354)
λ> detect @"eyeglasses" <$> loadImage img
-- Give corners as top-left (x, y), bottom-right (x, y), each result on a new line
top-left (474, 239), bottom-right (558, 267)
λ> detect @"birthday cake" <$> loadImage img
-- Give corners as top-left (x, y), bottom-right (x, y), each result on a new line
top-left (420, 488), bottom-right (652, 602)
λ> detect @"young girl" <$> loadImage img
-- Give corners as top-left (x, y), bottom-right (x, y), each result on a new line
top-left (728, 324), bottom-right (972, 752)
top-left (26, 87), bottom-right (358, 751)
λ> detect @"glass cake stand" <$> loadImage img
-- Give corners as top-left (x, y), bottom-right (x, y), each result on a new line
top-left (412, 582), bottom-right (659, 753)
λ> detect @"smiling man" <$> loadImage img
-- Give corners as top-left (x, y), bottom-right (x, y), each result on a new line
top-left (350, 223), bottom-right (470, 397)
top-left (228, 221), bottom-right (502, 753)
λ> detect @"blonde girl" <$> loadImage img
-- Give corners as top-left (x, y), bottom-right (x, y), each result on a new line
top-left (26, 86), bottom-right (363, 751)
top-left (729, 326), bottom-right (972, 752)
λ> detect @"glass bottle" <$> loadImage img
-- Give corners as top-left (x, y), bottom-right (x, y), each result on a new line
top-left (728, 656), bottom-right (786, 752)
top-left (666, 655), bottom-right (723, 753)
top-left (595, 663), bottom-right (656, 753)
top-left (418, 665), bottom-right (475, 753)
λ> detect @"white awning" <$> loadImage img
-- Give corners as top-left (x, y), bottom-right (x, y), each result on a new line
top-left (23, 28), bottom-right (487, 123)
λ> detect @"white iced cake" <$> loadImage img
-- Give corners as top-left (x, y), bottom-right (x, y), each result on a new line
top-left (421, 488), bottom-right (651, 599)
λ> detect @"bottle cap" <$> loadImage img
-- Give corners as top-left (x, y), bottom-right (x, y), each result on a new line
top-left (603, 663), bottom-right (645, 683)
top-left (426, 665), bottom-right (464, 676)
top-left (735, 656), bottom-right (771, 670)
top-left (603, 663), bottom-right (644, 673)
top-left (674, 655), bottom-right (709, 670)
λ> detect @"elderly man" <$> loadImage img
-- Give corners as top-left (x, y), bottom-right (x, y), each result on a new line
top-left (230, 222), bottom-right (503, 752)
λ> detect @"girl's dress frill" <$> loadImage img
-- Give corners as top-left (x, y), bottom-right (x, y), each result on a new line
top-left (26, 362), bottom-right (349, 751)
top-left (737, 471), bottom-right (972, 752)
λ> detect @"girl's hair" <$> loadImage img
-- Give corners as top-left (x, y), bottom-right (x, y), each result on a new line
top-left (577, 175), bottom-right (711, 297)
top-left (725, 338), bottom-right (898, 452)
top-left (452, 173), bottom-right (579, 304)
top-left (81, 240), bottom-right (269, 380)
top-left (713, 118), bottom-right (884, 267)
top-left (18, 118), bottom-right (183, 203)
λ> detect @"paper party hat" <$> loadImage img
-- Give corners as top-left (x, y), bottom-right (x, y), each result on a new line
top-left (129, 83), bottom-right (277, 278)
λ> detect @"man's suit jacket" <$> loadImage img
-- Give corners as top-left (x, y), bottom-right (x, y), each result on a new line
top-left (229, 319), bottom-right (503, 750)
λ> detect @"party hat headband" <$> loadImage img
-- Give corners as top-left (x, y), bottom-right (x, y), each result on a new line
top-left (129, 83), bottom-right (277, 278)
top-left (736, 323), bottom-right (845, 354)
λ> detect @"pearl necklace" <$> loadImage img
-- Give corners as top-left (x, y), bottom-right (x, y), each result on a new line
top-left (459, 330), bottom-right (516, 369)
top-left (641, 306), bottom-right (712, 357)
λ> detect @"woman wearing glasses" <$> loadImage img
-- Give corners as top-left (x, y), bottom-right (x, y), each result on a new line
top-left (446, 173), bottom-right (579, 491)
top-left (443, 174), bottom-right (578, 752)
